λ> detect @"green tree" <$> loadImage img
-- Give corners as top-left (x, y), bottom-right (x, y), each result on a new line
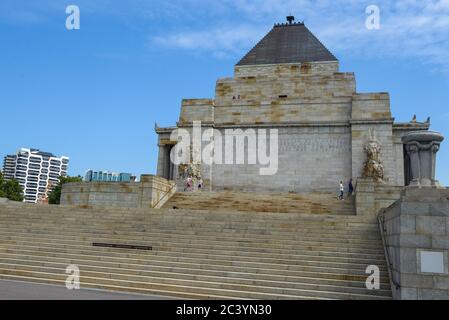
top-left (1, 178), bottom-right (24, 202)
top-left (0, 172), bottom-right (5, 198)
top-left (48, 175), bottom-right (83, 205)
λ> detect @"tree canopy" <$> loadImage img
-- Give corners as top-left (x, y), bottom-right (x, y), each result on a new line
top-left (0, 172), bottom-right (4, 198)
top-left (0, 172), bottom-right (24, 202)
top-left (48, 176), bottom-right (83, 205)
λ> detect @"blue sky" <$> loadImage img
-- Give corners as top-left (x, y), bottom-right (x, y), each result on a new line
top-left (0, 0), bottom-right (448, 185)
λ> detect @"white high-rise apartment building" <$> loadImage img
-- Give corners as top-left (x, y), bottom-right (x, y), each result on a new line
top-left (2, 148), bottom-right (69, 203)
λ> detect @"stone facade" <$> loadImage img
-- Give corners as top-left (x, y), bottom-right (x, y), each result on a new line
top-left (61, 175), bottom-right (176, 209)
top-left (156, 59), bottom-right (429, 193)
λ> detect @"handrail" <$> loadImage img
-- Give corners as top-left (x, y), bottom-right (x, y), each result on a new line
top-left (377, 210), bottom-right (401, 291)
top-left (152, 182), bottom-right (177, 209)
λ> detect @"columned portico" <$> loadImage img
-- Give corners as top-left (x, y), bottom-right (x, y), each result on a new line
top-left (155, 125), bottom-right (178, 181)
top-left (157, 144), bottom-right (176, 181)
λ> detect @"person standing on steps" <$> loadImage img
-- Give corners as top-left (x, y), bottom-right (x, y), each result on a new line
top-left (338, 181), bottom-right (344, 200)
top-left (185, 176), bottom-right (193, 192)
top-left (348, 179), bottom-right (354, 196)
top-left (198, 178), bottom-right (203, 191)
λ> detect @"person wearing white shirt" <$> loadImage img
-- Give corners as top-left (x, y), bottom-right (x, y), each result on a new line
top-left (338, 181), bottom-right (344, 200)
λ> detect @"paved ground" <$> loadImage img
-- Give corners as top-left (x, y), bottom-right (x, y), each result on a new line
top-left (0, 279), bottom-right (175, 300)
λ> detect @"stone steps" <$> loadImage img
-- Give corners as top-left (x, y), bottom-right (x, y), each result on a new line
top-left (0, 224), bottom-right (384, 250)
top-left (0, 218), bottom-right (380, 236)
top-left (0, 236), bottom-right (387, 270)
top-left (163, 191), bottom-right (356, 215)
top-left (0, 254), bottom-right (390, 288)
top-left (0, 246), bottom-right (388, 280)
top-left (0, 242), bottom-right (387, 272)
top-left (0, 211), bottom-right (381, 235)
top-left (0, 269), bottom-right (335, 300)
top-left (0, 202), bottom-right (391, 299)
top-left (0, 208), bottom-right (379, 230)
top-left (0, 217), bottom-right (380, 236)
top-left (0, 231), bottom-right (386, 259)
top-left (0, 261), bottom-right (391, 299)
top-left (0, 204), bottom-right (370, 225)
top-left (0, 205), bottom-right (365, 221)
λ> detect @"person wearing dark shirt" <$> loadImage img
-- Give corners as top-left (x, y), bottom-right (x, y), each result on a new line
top-left (348, 179), bottom-right (354, 196)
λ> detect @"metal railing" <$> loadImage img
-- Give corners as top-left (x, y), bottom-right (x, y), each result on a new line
top-left (378, 210), bottom-right (401, 291)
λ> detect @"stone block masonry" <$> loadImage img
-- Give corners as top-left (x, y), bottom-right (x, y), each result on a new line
top-left (156, 56), bottom-right (429, 193)
top-left (381, 187), bottom-right (449, 300)
top-left (61, 175), bottom-right (176, 209)
top-left (356, 179), bottom-right (403, 221)
top-left (211, 126), bottom-right (352, 193)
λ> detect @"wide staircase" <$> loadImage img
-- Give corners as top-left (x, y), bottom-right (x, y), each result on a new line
top-left (0, 197), bottom-right (392, 300)
top-left (163, 191), bottom-right (356, 215)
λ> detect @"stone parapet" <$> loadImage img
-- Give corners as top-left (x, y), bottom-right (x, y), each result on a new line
top-left (61, 175), bottom-right (176, 209)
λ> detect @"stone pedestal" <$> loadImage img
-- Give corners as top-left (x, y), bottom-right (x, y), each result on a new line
top-left (402, 131), bottom-right (444, 188)
top-left (381, 187), bottom-right (449, 300)
top-left (355, 178), bottom-right (403, 220)
top-left (381, 130), bottom-right (448, 299)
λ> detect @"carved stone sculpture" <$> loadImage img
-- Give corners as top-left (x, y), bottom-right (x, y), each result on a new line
top-left (177, 143), bottom-right (202, 181)
top-left (362, 129), bottom-right (384, 182)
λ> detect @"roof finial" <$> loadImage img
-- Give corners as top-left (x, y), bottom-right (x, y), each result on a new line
top-left (286, 15), bottom-right (295, 24)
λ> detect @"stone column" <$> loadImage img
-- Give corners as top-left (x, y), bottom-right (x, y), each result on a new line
top-left (402, 131), bottom-right (444, 187)
top-left (156, 144), bottom-right (167, 177)
top-left (164, 146), bottom-right (172, 180)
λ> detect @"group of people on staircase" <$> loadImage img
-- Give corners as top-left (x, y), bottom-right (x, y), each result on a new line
top-left (338, 179), bottom-right (354, 200)
top-left (184, 176), bottom-right (203, 192)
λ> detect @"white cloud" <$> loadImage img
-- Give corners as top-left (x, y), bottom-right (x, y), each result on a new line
top-left (2, 0), bottom-right (449, 73)
top-left (149, 0), bottom-right (449, 74)
top-left (151, 24), bottom-right (265, 57)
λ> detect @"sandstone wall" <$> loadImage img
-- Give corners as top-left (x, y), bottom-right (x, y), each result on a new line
top-left (155, 60), bottom-right (431, 193)
top-left (213, 72), bottom-right (355, 125)
top-left (350, 93), bottom-right (399, 185)
top-left (61, 175), bottom-right (176, 209)
top-left (210, 126), bottom-right (352, 192)
top-left (179, 99), bottom-right (214, 125)
top-left (234, 61), bottom-right (339, 78)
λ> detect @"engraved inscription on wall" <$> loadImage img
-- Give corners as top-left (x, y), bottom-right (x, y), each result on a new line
top-left (279, 136), bottom-right (351, 154)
